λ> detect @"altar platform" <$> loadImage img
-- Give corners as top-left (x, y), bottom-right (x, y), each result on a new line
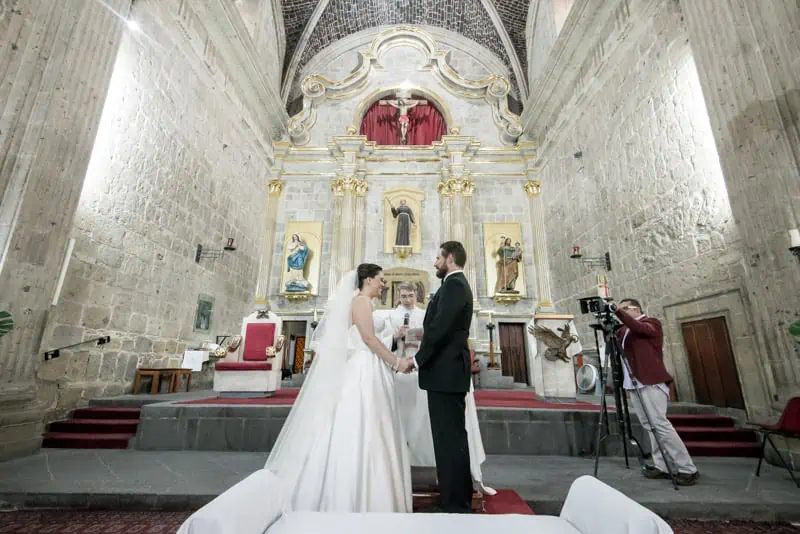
top-left (78, 388), bottom-right (733, 458)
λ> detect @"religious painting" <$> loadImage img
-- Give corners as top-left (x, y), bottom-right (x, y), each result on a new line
top-left (383, 188), bottom-right (424, 257)
top-left (359, 90), bottom-right (447, 146)
top-left (280, 221), bottom-right (323, 298)
top-left (193, 295), bottom-right (214, 332)
top-left (483, 222), bottom-right (527, 299)
top-left (377, 267), bottom-right (430, 310)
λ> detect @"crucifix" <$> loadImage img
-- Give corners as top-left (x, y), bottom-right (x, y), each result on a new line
top-left (378, 95), bottom-right (428, 144)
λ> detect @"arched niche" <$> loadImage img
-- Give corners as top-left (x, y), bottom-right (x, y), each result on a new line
top-left (353, 87), bottom-right (457, 146)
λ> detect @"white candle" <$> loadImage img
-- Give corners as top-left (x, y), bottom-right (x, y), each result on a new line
top-left (488, 311), bottom-right (493, 324)
top-left (790, 229), bottom-right (800, 248)
top-left (313, 307), bottom-right (318, 321)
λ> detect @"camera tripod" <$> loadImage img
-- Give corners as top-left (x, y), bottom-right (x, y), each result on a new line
top-left (590, 318), bottom-right (679, 490)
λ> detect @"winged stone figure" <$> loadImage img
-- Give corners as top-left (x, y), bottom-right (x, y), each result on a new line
top-left (528, 322), bottom-right (578, 363)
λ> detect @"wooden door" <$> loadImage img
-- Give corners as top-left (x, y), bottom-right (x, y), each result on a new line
top-left (680, 317), bottom-right (744, 409)
top-left (498, 323), bottom-right (529, 384)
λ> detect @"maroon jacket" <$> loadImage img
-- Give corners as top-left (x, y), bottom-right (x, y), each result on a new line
top-left (615, 311), bottom-right (673, 386)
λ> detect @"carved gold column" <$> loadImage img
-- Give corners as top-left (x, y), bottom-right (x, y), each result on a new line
top-left (328, 137), bottom-right (373, 295)
top-left (436, 137), bottom-right (480, 297)
top-left (439, 175), bottom-right (477, 293)
top-left (521, 144), bottom-right (553, 309)
top-left (352, 174), bottom-right (369, 266)
top-left (328, 181), bottom-right (345, 296)
top-left (255, 179), bottom-right (284, 306)
top-left (329, 175), bottom-right (368, 292)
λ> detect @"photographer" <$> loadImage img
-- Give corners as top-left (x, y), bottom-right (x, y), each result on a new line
top-left (615, 299), bottom-right (700, 486)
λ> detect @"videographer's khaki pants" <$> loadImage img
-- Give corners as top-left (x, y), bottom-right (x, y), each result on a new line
top-left (629, 385), bottom-right (697, 475)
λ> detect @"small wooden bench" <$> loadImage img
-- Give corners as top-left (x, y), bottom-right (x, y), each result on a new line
top-left (133, 368), bottom-right (192, 394)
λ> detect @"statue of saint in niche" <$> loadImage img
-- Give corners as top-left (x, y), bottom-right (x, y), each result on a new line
top-left (387, 198), bottom-right (415, 247)
top-left (285, 234), bottom-right (310, 292)
top-left (495, 236), bottom-right (522, 294)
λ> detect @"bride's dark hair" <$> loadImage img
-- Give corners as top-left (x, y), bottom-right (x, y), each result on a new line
top-left (356, 263), bottom-right (383, 289)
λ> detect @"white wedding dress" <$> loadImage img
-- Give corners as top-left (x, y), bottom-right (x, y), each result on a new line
top-left (265, 272), bottom-right (412, 514)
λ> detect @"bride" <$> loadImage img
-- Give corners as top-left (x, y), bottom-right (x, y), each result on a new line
top-left (265, 264), bottom-right (414, 513)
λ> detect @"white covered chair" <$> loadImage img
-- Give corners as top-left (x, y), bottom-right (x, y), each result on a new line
top-left (177, 470), bottom-right (672, 534)
top-left (213, 311), bottom-right (284, 397)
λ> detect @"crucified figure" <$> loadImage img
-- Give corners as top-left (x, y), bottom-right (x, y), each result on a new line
top-left (378, 97), bottom-right (427, 144)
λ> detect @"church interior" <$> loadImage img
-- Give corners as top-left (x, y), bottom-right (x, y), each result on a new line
top-left (1, 0), bottom-right (800, 530)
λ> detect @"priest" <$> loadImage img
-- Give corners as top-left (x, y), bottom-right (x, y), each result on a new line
top-left (387, 282), bottom-right (495, 494)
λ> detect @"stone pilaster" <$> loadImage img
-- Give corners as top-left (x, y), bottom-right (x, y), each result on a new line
top-left (520, 142), bottom-right (553, 311)
top-left (329, 175), bottom-right (369, 291)
top-left (327, 137), bottom-right (373, 293)
top-left (254, 179), bottom-right (284, 306)
top-left (0, 0), bottom-right (131, 460)
top-left (436, 137), bottom-right (480, 298)
top-left (680, 0), bottom-right (800, 397)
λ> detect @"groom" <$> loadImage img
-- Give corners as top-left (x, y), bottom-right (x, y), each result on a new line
top-left (412, 241), bottom-right (473, 513)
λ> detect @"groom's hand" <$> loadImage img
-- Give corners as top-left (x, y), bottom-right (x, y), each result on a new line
top-left (396, 357), bottom-right (413, 374)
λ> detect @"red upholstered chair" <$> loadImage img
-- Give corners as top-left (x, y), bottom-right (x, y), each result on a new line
top-left (214, 312), bottom-right (284, 397)
top-left (754, 396), bottom-right (800, 488)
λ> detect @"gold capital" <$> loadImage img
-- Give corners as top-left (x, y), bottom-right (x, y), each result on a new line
top-left (268, 179), bottom-right (285, 196)
top-left (524, 180), bottom-right (541, 198)
top-left (438, 176), bottom-right (476, 197)
top-left (331, 175), bottom-right (368, 196)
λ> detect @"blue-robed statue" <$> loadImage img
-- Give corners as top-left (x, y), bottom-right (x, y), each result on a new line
top-left (285, 234), bottom-right (310, 292)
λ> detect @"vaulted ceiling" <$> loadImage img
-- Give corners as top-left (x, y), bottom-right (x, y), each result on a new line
top-left (279, 0), bottom-right (531, 103)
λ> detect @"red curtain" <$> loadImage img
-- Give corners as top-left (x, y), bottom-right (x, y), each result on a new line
top-left (359, 104), bottom-right (401, 145)
top-left (359, 99), bottom-right (446, 146)
top-left (407, 103), bottom-right (447, 146)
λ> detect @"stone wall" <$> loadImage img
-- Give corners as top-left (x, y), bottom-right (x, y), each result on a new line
top-left (540, 2), bottom-right (747, 394)
top-left (36, 1), bottom-right (275, 420)
top-left (0, 0), bottom-right (131, 460)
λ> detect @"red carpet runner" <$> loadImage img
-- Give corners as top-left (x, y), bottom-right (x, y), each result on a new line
top-left (178, 388), bottom-right (601, 410)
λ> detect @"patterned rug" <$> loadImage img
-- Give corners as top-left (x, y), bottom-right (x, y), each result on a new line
top-left (0, 511), bottom-right (798, 533)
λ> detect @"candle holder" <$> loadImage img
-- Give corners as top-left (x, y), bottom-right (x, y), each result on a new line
top-left (486, 321), bottom-right (499, 369)
top-left (570, 247), bottom-right (612, 271)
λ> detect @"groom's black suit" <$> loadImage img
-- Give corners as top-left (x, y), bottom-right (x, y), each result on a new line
top-left (415, 271), bottom-right (473, 513)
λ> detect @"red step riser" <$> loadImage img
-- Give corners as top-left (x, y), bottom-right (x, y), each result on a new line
top-left (42, 438), bottom-right (131, 449)
top-left (674, 428), bottom-right (758, 443)
top-left (667, 415), bottom-right (734, 428)
top-left (72, 408), bottom-right (141, 420)
top-left (48, 421), bottom-right (139, 434)
top-left (687, 446), bottom-right (761, 458)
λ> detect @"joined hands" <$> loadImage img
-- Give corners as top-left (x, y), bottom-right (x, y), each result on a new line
top-left (394, 357), bottom-right (415, 374)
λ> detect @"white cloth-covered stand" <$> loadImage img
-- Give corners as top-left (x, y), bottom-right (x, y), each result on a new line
top-left (177, 471), bottom-right (673, 534)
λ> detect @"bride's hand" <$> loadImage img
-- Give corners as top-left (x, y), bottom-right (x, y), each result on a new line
top-left (396, 358), bottom-right (412, 374)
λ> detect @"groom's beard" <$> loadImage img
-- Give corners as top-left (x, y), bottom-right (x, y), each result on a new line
top-left (435, 266), bottom-right (448, 279)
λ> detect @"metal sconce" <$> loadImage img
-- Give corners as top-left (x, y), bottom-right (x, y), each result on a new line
top-left (570, 246), bottom-right (612, 271)
top-left (195, 238), bottom-right (237, 263)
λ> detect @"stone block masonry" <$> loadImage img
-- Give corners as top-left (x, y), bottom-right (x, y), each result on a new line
top-left (34, 2), bottom-right (276, 424)
top-left (0, 0), bottom-right (132, 461)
